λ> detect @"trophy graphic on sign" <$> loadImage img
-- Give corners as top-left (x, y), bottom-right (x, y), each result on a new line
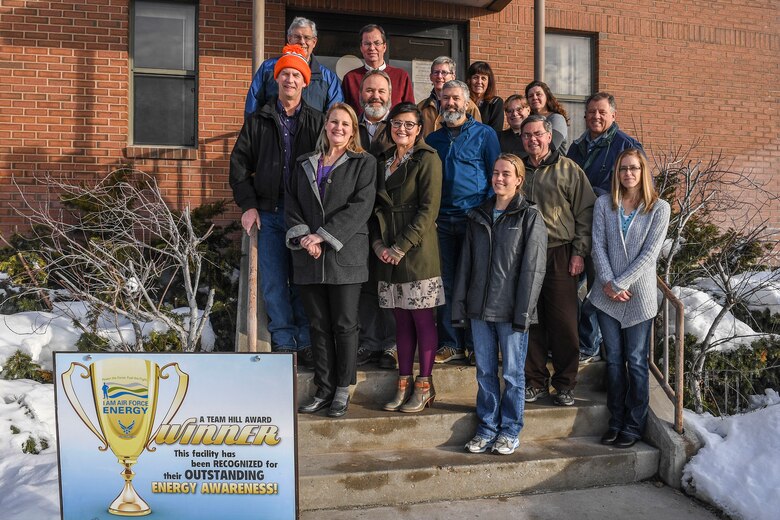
top-left (61, 357), bottom-right (189, 516)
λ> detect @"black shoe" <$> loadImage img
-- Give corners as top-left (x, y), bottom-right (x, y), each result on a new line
top-left (298, 396), bottom-right (331, 414)
top-left (600, 429), bottom-right (620, 446)
top-left (356, 347), bottom-right (380, 366)
top-left (614, 432), bottom-right (638, 448)
top-left (298, 347), bottom-right (315, 370)
top-left (379, 346), bottom-right (398, 369)
top-left (327, 397), bottom-right (350, 418)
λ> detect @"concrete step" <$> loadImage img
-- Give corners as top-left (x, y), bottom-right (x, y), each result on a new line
top-left (295, 360), bottom-right (606, 406)
top-left (297, 390), bottom-right (610, 451)
top-left (297, 436), bottom-right (660, 511)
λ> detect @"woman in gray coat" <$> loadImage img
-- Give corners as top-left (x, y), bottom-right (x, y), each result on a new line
top-left (286, 103), bottom-right (376, 418)
top-left (372, 103), bottom-right (444, 413)
top-left (590, 148), bottom-right (670, 448)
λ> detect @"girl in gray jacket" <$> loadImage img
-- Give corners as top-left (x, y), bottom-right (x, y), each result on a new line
top-left (453, 154), bottom-right (547, 455)
top-left (590, 148), bottom-right (670, 448)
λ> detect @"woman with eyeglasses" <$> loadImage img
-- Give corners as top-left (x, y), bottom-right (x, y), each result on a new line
top-left (467, 61), bottom-right (504, 134)
top-left (371, 102), bottom-right (444, 413)
top-left (525, 80), bottom-right (570, 154)
top-left (590, 148), bottom-right (670, 448)
top-left (287, 102), bottom-right (376, 418)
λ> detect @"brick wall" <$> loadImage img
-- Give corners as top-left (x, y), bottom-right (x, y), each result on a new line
top-left (1, 0), bottom-right (778, 237)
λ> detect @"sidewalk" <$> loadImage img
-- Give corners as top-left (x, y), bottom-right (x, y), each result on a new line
top-left (302, 482), bottom-right (722, 519)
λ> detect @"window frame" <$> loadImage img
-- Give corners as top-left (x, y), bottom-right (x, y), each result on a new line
top-left (544, 30), bottom-right (597, 141)
top-left (129, 0), bottom-right (199, 148)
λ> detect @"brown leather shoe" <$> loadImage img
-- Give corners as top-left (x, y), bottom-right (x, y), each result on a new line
top-left (384, 375), bottom-right (414, 411)
top-left (400, 376), bottom-right (435, 413)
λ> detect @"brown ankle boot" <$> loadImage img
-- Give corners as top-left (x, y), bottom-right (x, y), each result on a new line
top-left (383, 375), bottom-right (414, 411)
top-left (400, 376), bottom-right (435, 413)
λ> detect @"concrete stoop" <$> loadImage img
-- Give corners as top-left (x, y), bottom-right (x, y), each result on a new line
top-left (295, 362), bottom-right (661, 512)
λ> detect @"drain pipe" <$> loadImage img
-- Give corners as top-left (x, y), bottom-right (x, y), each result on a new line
top-left (534, 0), bottom-right (544, 81)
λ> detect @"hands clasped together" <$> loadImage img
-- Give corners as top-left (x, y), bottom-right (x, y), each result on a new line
top-left (603, 281), bottom-right (631, 302)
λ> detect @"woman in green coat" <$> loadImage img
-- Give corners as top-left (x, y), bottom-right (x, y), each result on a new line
top-left (371, 102), bottom-right (444, 413)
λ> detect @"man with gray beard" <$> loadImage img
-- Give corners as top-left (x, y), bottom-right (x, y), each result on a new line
top-left (426, 80), bottom-right (500, 364)
top-left (358, 70), bottom-right (394, 158)
top-left (356, 69), bottom-right (397, 368)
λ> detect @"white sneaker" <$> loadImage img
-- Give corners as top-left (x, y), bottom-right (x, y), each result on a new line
top-left (465, 435), bottom-right (495, 453)
top-left (492, 435), bottom-right (520, 455)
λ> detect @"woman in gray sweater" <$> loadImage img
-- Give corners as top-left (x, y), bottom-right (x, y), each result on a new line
top-left (590, 148), bottom-right (670, 448)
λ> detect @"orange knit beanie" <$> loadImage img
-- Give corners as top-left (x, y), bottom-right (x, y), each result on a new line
top-left (273, 44), bottom-right (311, 85)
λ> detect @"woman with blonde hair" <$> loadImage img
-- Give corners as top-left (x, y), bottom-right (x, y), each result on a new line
top-left (286, 102), bottom-right (377, 418)
top-left (590, 148), bottom-right (670, 448)
top-left (453, 153), bottom-right (548, 455)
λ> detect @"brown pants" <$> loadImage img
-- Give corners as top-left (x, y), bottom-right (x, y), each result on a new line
top-left (525, 244), bottom-right (580, 391)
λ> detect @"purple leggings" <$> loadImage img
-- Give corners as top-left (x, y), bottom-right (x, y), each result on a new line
top-left (393, 307), bottom-right (438, 377)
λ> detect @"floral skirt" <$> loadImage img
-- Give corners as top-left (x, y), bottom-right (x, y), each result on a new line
top-left (377, 277), bottom-right (445, 310)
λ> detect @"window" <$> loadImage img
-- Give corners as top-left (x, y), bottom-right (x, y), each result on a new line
top-left (545, 33), bottom-right (595, 141)
top-left (131, 1), bottom-right (197, 147)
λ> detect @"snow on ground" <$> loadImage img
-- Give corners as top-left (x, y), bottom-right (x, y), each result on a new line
top-left (692, 270), bottom-right (780, 315)
top-left (668, 286), bottom-right (761, 351)
top-left (0, 302), bottom-right (214, 374)
top-left (0, 379), bottom-right (60, 519)
top-left (683, 389), bottom-right (780, 520)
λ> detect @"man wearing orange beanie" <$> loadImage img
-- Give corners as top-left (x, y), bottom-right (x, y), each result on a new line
top-left (231, 44), bottom-right (325, 367)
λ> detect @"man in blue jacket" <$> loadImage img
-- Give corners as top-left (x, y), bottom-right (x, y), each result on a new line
top-left (567, 92), bottom-right (644, 364)
top-left (244, 17), bottom-right (343, 117)
top-left (427, 80), bottom-right (500, 364)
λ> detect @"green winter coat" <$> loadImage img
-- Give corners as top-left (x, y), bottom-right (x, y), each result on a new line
top-left (370, 140), bottom-right (442, 284)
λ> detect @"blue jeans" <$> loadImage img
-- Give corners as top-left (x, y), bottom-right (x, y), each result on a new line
top-left (471, 319), bottom-right (529, 439)
top-left (437, 215), bottom-right (469, 351)
top-left (596, 311), bottom-right (652, 439)
top-left (259, 209), bottom-right (310, 351)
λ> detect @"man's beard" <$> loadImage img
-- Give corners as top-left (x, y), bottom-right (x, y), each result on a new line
top-left (362, 100), bottom-right (390, 120)
top-left (441, 106), bottom-right (466, 125)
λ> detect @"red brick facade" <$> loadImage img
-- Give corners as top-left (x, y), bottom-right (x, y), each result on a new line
top-left (1, 0), bottom-right (778, 235)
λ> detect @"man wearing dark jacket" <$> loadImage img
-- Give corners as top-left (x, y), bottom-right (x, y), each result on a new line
top-left (521, 115), bottom-right (596, 407)
top-left (230, 44), bottom-right (324, 365)
top-left (567, 92), bottom-right (644, 364)
top-left (356, 69), bottom-right (396, 368)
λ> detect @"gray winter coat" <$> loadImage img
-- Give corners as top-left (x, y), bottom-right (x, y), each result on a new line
top-left (590, 194), bottom-right (670, 327)
top-left (285, 150), bottom-right (377, 285)
top-left (452, 194), bottom-right (548, 331)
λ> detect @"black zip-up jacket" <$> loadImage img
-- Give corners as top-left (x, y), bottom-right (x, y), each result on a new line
top-left (452, 194), bottom-right (548, 331)
top-left (229, 98), bottom-right (324, 212)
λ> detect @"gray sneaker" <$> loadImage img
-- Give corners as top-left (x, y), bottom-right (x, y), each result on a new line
top-left (465, 434), bottom-right (495, 453)
top-left (579, 352), bottom-right (601, 364)
top-left (492, 435), bottom-right (520, 455)
top-left (524, 386), bottom-right (549, 402)
top-left (553, 389), bottom-right (575, 406)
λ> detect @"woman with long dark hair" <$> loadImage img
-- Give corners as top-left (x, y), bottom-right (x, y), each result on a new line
top-left (467, 61), bottom-right (504, 134)
top-left (524, 80), bottom-right (570, 153)
top-left (372, 102), bottom-right (444, 413)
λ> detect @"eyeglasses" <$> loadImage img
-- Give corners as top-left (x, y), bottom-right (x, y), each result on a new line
top-left (361, 40), bottom-right (386, 48)
top-left (431, 70), bottom-right (453, 76)
top-left (618, 165), bottom-right (641, 173)
top-left (390, 120), bottom-right (419, 130)
top-left (520, 131), bottom-right (549, 140)
top-left (289, 34), bottom-right (316, 43)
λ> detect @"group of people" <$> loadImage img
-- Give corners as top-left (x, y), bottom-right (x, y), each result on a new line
top-left (230, 17), bottom-right (670, 453)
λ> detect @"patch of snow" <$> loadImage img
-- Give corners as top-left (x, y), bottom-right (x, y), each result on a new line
top-left (668, 286), bottom-right (760, 351)
top-left (692, 270), bottom-right (780, 315)
top-left (683, 399), bottom-right (780, 520)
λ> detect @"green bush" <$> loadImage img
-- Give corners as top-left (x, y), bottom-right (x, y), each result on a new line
top-left (143, 328), bottom-right (183, 352)
top-left (1, 351), bottom-right (49, 383)
top-left (75, 332), bottom-right (111, 352)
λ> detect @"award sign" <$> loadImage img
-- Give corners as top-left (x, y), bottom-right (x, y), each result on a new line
top-left (55, 353), bottom-right (297, 520)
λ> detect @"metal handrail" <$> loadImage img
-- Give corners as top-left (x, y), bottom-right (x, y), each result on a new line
top-left (649, 276), bottom-right (685, 434)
